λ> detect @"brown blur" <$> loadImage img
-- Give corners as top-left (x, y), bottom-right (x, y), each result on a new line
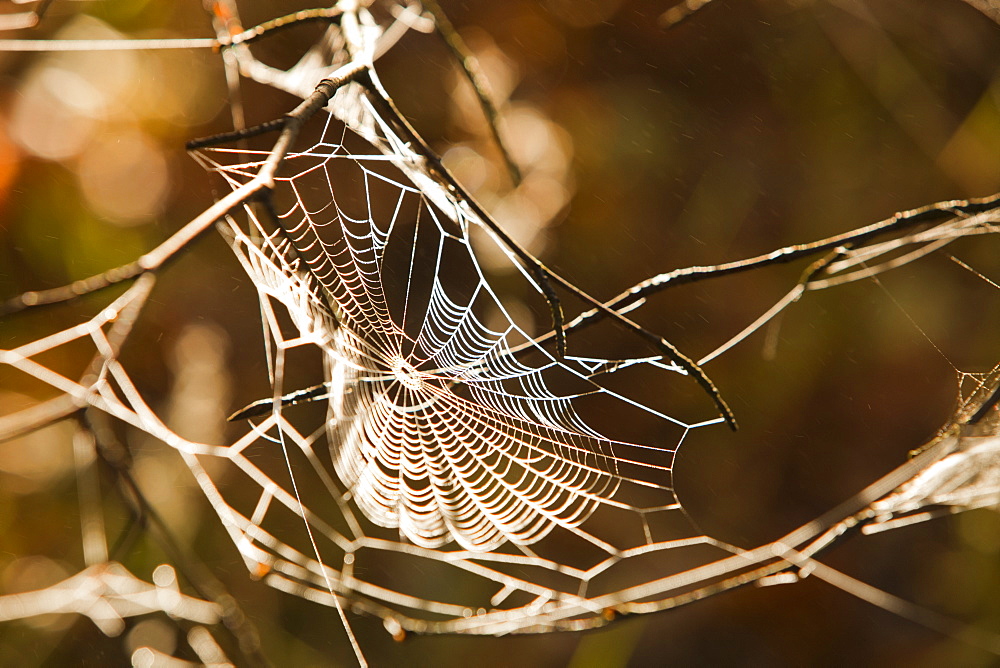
top-left (1, 1), bottom-right (999, 665)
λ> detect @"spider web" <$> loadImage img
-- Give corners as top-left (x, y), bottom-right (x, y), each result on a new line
top-left (183, 82), bottom-right (735, 631)
top-left (181, 3), bottom-right (1000, 637)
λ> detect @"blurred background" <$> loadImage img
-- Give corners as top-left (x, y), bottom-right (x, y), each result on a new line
top-left (1, 0), bottom-right (999, 665)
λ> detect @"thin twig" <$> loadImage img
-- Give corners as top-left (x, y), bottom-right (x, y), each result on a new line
top-left (186, 119), bottom-right (286, 151)
top-left (1, 185), bottom-right (254, 316)
top-left (218, 7), bottom-right (344, 49)
top-left (227, 382), bottom-right (330, 421)
top-left (422, 0), bottom-right (522, 186)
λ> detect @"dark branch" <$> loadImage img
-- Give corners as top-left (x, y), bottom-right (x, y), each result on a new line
top-left (422, 0), bottom-right (522, 186)
top-left (186, 118), bottom-right (287, 151)
top-left (533, 193), bottom-right (1000, 347)
top-left (969, 383), bottom-right (1000, 425)
top-left (228, 382), bottom-right (331, 422)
